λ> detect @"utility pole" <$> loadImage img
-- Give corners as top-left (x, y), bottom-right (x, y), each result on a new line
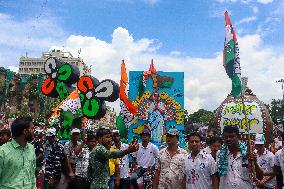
top-left (276, 79), bottom-right (284, 100)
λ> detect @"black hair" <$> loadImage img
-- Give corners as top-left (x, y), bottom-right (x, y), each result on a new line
top-left (87, 134), bottom-right (96, 141)
top-left (10, 117), bottom-right (33, 137)
top-left (0, 129), bottom-right (11, 136)
top-left (281, 132), bottom-right (284, 140)
top-left (96, 128), bottom-right (111, 139)
top-left (187, 132), bottom-right (202, 140)
top-left (223, 126), bottom-right (239, 136)
top-left (208, 136), bottom-right (223, 145)
top-left (207, 129), bottom-right (215, 134)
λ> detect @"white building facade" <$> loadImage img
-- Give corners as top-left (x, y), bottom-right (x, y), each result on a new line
top-left (18, 50), bottom-right (90, 76)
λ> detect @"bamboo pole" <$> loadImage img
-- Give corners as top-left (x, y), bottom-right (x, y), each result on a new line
top-left (240, 91), bottom-right (256, 178)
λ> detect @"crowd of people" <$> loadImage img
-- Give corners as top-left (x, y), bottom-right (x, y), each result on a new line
top-left (1, 116), bottom-right (284, 189)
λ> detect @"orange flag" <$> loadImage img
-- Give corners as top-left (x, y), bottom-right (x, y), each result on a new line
top-left (120, 60), bottom-right (138, 114)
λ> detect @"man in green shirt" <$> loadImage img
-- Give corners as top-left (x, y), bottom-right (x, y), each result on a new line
top-left (0, 117), bottom-right (36, 189)
top-left (88, 128), bottom-right (139, 189)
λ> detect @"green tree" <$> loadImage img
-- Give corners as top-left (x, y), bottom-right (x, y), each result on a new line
top-left (187, 109), bottom-right (215, 128)
top-left (270, 99), bottom-right (284, 124)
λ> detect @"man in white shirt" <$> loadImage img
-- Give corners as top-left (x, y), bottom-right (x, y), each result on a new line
top-left (263, 132), bottom-right (284, 189)
top-left (131, 128), bottom-right (159, 189)
top-left (217, 126), bottom-right (263, 189)
top-left (254, 133), bottom-right (275, 189)
top-left (182, 132), bottom-right (218, 189)
top-left (112, 130), bottom-right (130, 189)
top-left (152, 129), bottom-right (187, 189)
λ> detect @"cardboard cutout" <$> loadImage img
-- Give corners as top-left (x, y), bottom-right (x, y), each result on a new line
top-left (77, 76), bottom-right (119, 119)
top-left (128, 62), bottom-right (185, 147)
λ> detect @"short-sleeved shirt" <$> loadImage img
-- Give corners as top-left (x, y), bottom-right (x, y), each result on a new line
top-left (218, 152), bottom-right (252, 189)
top-left (157, 147), bottom-right (187, 189)
top-left (256, 149), bottom-right (275, 188)
top-left (184, 151), bottom-right (217, 189)
top-left (75, 146), bottom-right (91, 178)
top-left (88, 143), bottom-right (122, 189)
top-left (64, 141), bottom-right (80, 171)
top-left (133, 142), bottom-right (159, 168)
top-left (0, 139), bottom-right (36, 189)
top-left (274, 149), bottom-right (284, 183)
top-left (109, 147), bottom-right (120, 176)
top-left (44, 140), bottom-right (65, 181)
top-left (119, 143), bottom-right (130, 178)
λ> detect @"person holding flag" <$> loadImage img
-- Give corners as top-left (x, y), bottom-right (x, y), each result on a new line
top-left (219, 11), bottom-right (264, 189)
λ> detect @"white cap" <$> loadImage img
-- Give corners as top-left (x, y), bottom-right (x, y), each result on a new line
top-left (34, 129), bottom-right (44, 135)
top-left (46, 128), bottom-right (56, 137)
top-left (71, 128), bottom-right (81, 134)
top-left (112, 129), bottom-right (119, 133)
top-left (255, 133), bottom-right (265, 145)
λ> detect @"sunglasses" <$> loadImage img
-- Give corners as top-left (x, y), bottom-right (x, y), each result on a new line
top-left (166, 134), bottom-right (177, 138)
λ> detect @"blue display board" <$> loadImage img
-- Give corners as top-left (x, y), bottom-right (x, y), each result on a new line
top-left (128, 71), bottom-right (185, 148)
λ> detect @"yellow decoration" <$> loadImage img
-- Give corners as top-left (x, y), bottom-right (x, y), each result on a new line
top-left (132, 125), bottom-right (145, 135)
top-left (162, 134), bottom-right (166, 142)
top-left (135, 96), bottom-right (142, 103)
top-left (159, 92), bottom-right (168, 100)
top-left (165, 97), bottom-right (175, 104)
top-left (143, 91), bottom-right (151, 99)
top-left (175, 116), bottom-right (184, 125)
top-left (173, 102), bottom-right (181, 110)
top-left (176, 110), bottom-right (184, 117)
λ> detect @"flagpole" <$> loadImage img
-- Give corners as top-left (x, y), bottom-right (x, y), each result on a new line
top-left (240, 91), bottom-right (256, 178)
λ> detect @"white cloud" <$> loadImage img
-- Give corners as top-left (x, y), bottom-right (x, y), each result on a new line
top-left (55, 27), bottom-right (283, 113)
top-left (236, 16), bottom-right (257, 25)
top-left (251, 6), bottom-right (259, 13)
top-left (1, 12), bottom-right (283, 114)
top-left (7, 66), bottom-right (19, 73)
top-left (257, 0), bottom-right (273, 4)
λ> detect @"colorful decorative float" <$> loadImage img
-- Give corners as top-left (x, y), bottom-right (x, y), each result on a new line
top-left (42, 57), bottom-right (119, 138)
top-left (124, 60), bottom-right (185, 147)
top-left (215, 83), bottom-right (273, 145)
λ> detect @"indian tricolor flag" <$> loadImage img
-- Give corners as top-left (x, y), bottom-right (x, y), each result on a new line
top-left (48, 89), bottom-right (81, 124)
top-left (224, 11), bottom-right (242, 98)
top-left (119, 60), bottom-right (138, 127)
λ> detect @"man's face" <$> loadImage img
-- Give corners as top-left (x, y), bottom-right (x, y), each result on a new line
top-left (210, 141), bottom-right (222, 153)
top-left (188, 136), bottom-right (201, 152)
top-left (223, 132), bottom-right (239, 147)
top-left (141, 134), bottom-right (150, 142)
top-left (255, 144), bottom-right (265, 152)
top-left (24, 122), bottom-right (35, 142)
top-left (166, 134), bottom-right (178, 146)
top-left (87, 138), bottom-right (97, 150)
top-left (207, 131), bottom-right (214, 139)
top-left (71, 133), bottom-right (80, 143)
top-left (102, 134), bottom-right (113, 148)
top-left (112, 133), bottom-right (120, 143)
top-left (47, 136), bottom-right (56, 143)
top-left (0, 133), bottom-right (10, 145)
